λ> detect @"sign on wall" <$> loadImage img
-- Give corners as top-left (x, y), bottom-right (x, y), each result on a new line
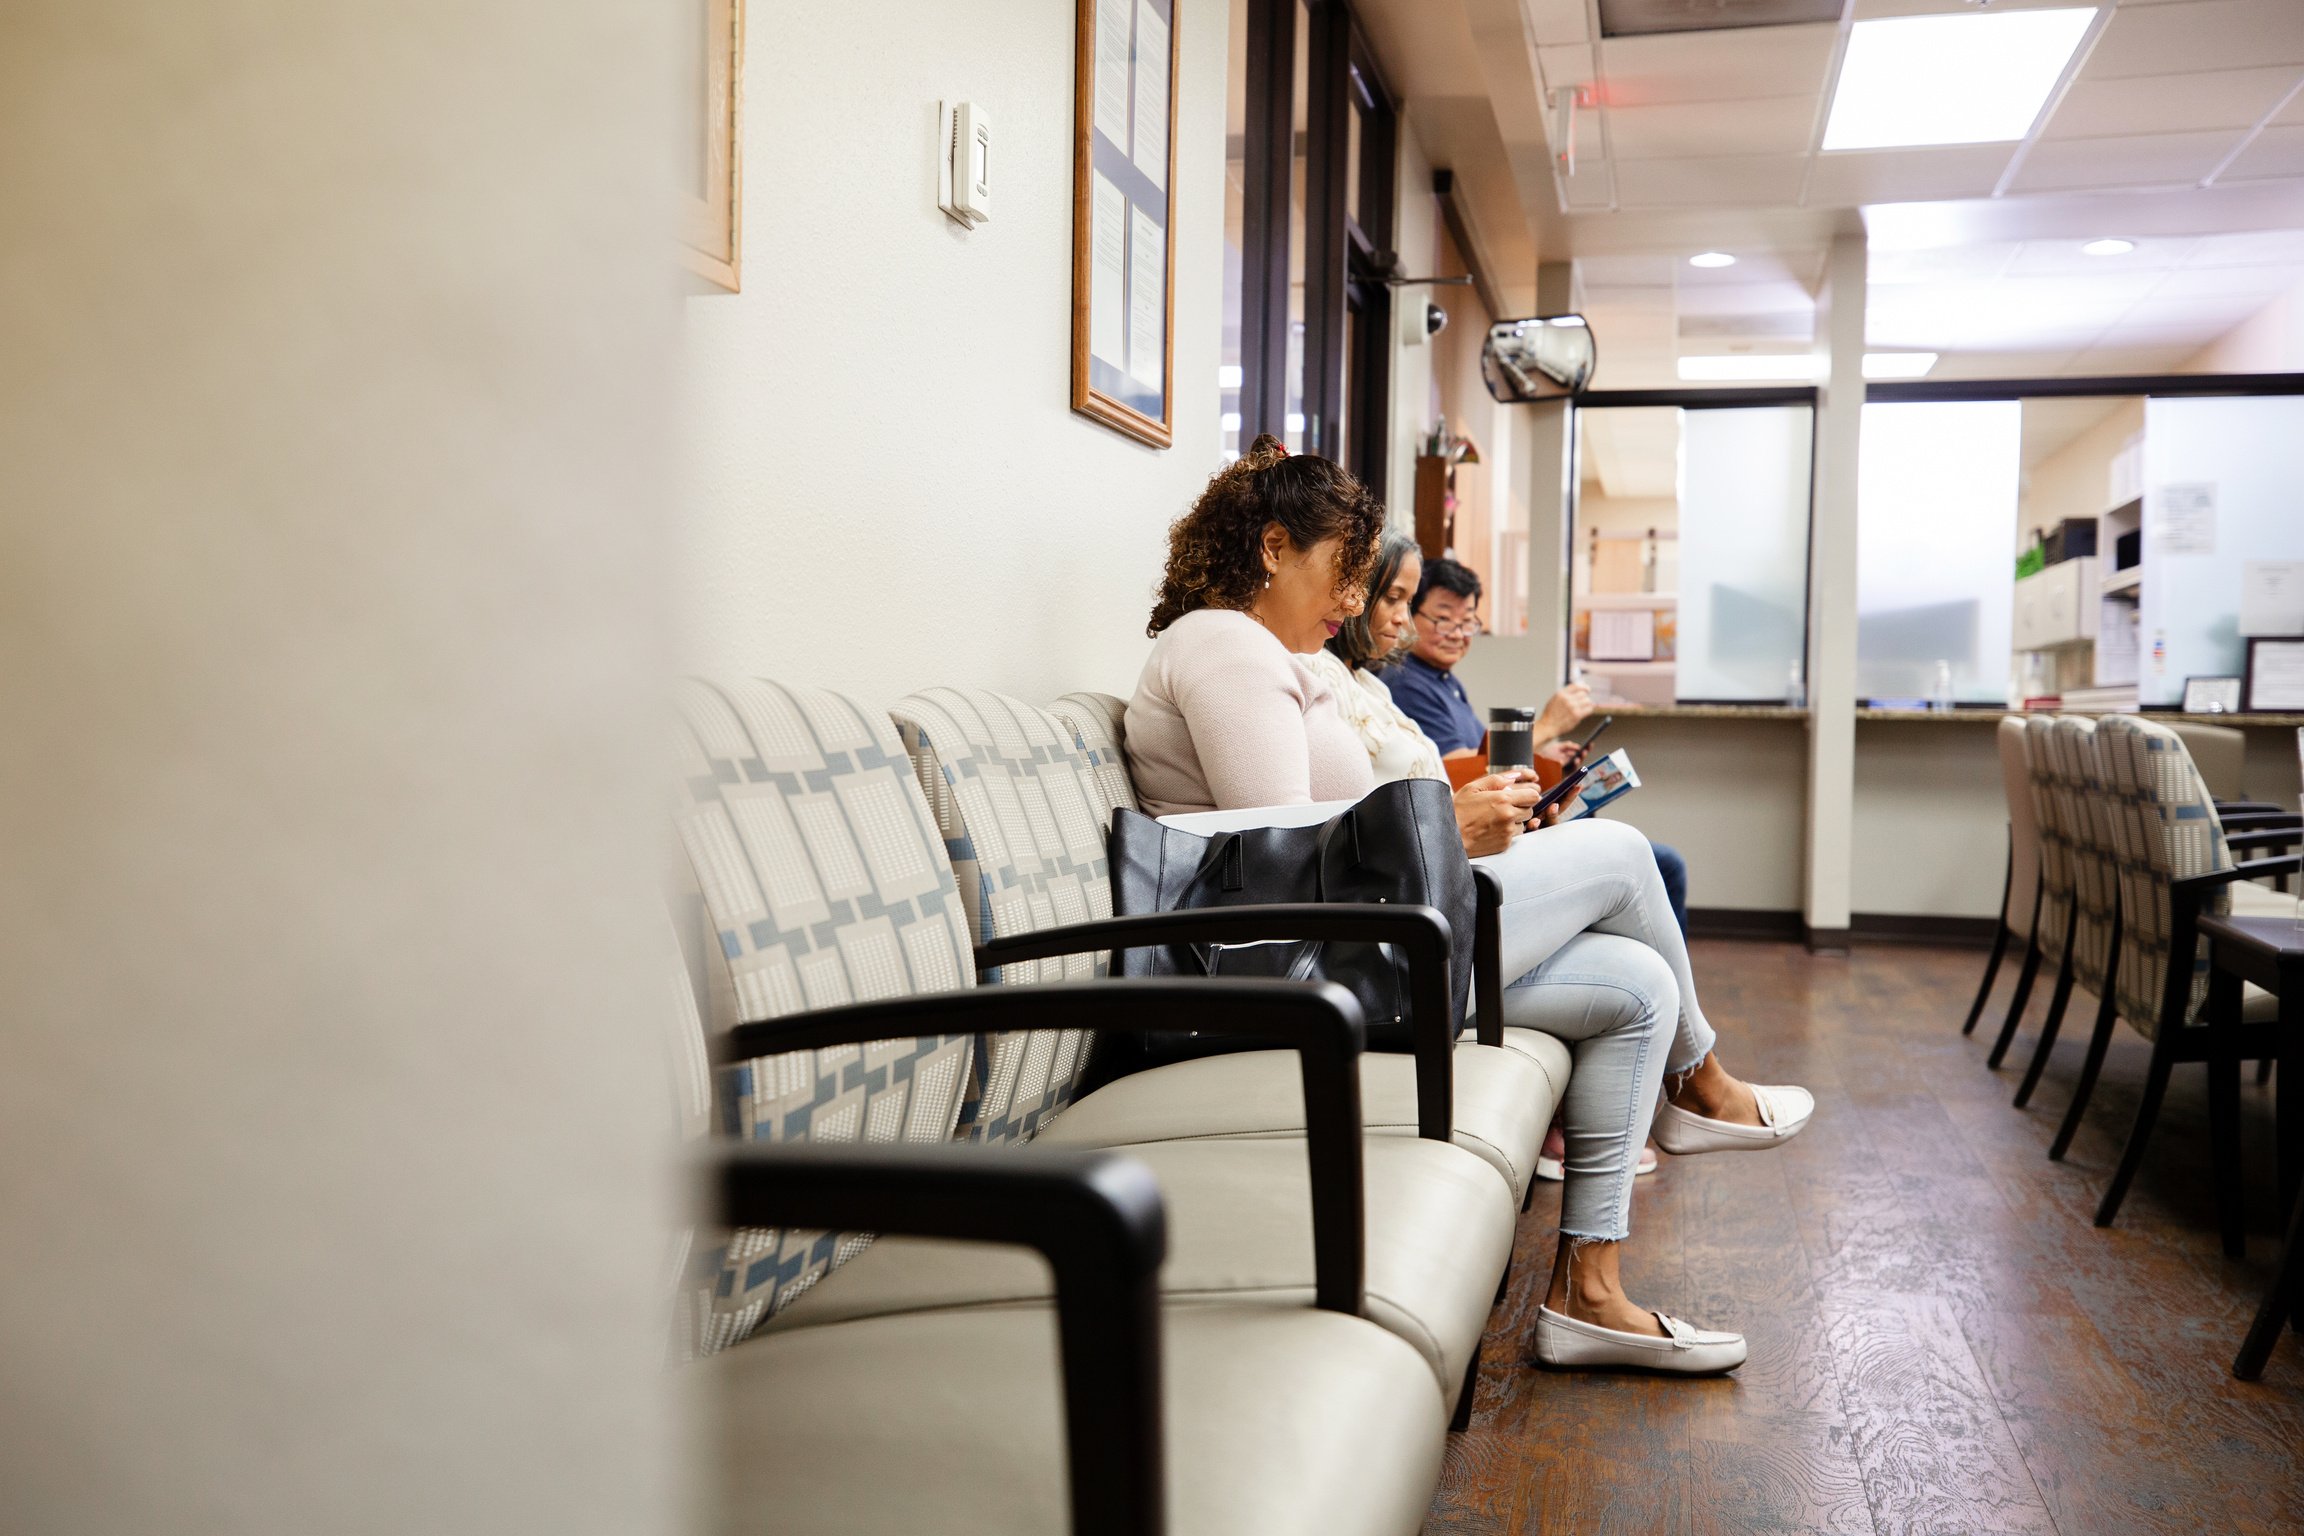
top-left (1071, 0), bottom-right (1178, 448)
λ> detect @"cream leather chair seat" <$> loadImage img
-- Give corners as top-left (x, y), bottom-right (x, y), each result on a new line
top-left (761, 1131), bottom-right (1513, 1403)
top-left (1037, 1030), bottom-right (1567, 1203)
top-left (715, 1301), bottom-right (1445, 1536)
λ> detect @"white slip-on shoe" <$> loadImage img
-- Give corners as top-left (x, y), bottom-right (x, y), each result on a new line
top-left (1650, 1082), bottom-right (1814, 1156)
top-left (1532, 1306), bottom-right (1746, 1374)
top-left (1535, 1141), bottom-right (1660, 1182)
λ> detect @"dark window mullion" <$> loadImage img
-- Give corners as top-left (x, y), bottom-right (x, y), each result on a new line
top-left (1301, 2), bottom-right (1351, 463)
top-left (1239, 0), bottom-right (1295, 445)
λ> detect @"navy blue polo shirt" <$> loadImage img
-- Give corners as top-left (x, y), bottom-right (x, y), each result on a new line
top-left (1380, 654), bottom-right (1485, 756)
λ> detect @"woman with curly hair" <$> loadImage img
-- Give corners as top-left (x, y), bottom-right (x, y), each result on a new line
top-left (1125, 436), bottom-right (1813, 1376)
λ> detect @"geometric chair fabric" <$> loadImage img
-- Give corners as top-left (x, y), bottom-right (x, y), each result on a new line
top-left (1046, 689), bottom-right (1140, 835)
top-left (2023, 715), bottom-right (2077, 970)
top-left (669, 676), bottom-right (977, 1350)
top-left (891, 686), bottom-right (1109, 1145)
top-left (2047, 716), bottom-right (2120, 993)
top-left (1994, 715), bottom-right (2042, 939)
top-left (2094, 714), bottom-right (2237, 1039)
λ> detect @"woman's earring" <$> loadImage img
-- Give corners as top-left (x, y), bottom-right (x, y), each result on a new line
top-left (1264, 571), bottom-right (1273, 589)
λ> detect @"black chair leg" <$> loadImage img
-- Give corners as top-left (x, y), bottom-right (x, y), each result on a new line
top-left (1962, 923), bottom-right (2012, 1037)
top-left (2210, 979), bottom-right (2246, 1258)
top-left (2051, 983), bottom-right (2120, 1161)
top-left (2096, 1032), bottom-right (2178, 1228)
top-left (2014, 980), bottom-right (2077, 1110)
top-left (1964, 839), bottom-right (2015, 1037)
top-left (2234, 1178), bottom-right (2304, 1380)
top-left (1450, 1341), bottom-right (1482, 1431)
top-left (1991, 934), bottom-right (2046, 1068)
top-left (2003, 945), bottom-right (2074, 1074)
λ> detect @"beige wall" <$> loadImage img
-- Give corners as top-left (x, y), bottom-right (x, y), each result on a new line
top-left (0, 3), bottom-right (682, 1533)
top-left (677, 0), bottom-right (1232, 713)
top-left (1851, 722), bottom-right (2008, 918)
top-left (2188, 269), bottom-right (2304, 373)
top-left (2017, 399), bottom-right (2143, 545)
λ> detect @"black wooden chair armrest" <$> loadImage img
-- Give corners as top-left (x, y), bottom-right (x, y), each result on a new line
top-left (2174, 854), bottom-right (2304, 900)
top-left (2217, 801), bottom-right (2293, 818)
top-left (1470, 865), bottom-right (1505, 1048)
top-left (2227, 828), bottom-right (2303, 852)
top-left (975, 905), bottom-right (1458, 1143)
top-left (722, 977), bottom-right (1366, 1315)
top-left (720, 1141), bottom-right (1163, 1536)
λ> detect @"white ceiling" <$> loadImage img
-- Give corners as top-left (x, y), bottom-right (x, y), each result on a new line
top-left (1352, 0), bottom-right (2304, 387)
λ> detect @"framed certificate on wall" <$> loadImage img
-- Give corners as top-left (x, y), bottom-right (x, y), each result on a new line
top-left (1071, 0), bottom-right (1178, 449)
top-left (2243, 637), bottom-right (2304, 712)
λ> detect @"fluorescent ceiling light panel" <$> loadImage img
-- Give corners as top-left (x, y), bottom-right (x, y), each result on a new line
top-left (1679, 355), bottom-right (1821, 382)
top-left (1861, 352), bottom-right (1937, 380)
top-left (1822, 8), bottom-right (2096, 152)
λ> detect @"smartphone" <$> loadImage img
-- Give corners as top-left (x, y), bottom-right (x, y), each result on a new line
top-left (1566, 713), bottom-right (1613, 762)
top-left (1525, 759), bottom-right (1596, 823)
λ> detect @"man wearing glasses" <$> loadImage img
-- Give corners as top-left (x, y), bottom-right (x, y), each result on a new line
top-left (1384, 558), bottom-right (1690, 936)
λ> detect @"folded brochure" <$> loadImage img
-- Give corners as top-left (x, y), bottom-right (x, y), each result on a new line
top-left (1562, 748), bottom-right (1639, 821)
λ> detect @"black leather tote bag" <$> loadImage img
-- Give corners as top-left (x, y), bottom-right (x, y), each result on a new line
top-left (1107, 777), bottom-right (1473, 1060)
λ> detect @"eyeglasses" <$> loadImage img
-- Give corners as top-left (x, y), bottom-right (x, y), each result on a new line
top-left (1414, 611), bottom-right (1484, 640)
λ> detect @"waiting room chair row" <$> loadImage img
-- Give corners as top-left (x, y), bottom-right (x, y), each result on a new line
top-left (664, 679), bottom-right (1577, 1535)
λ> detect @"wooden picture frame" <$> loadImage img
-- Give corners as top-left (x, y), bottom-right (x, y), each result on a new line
top-left (1071, 0), bottom-right (1179, 448)
top-left (681, 0), bottom-right (743, 292)
top-left (2243, 637), bottom-right (2304, 713)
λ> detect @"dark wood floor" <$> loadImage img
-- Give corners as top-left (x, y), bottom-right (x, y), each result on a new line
top-left (1429, 939), bottom-right (2304, 1536)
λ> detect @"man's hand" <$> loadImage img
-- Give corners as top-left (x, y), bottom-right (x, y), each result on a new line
top-left (1535, 683), bottom-right (1595, 743)
top-left (1535, 739), bottom-right (1583, 771)
top-left (1453, 770), bottom-right (1546, 859)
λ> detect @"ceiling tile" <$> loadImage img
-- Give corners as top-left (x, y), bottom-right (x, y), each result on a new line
top-left (1867, 243), bottom-right (2020, 287)
top-left (1803, 146), bottom-right (2013, 208)
top-left (2084, 0), bottom-right (2304, 78)
top-left (2061, 345), bottom-right (2198, 376)
top-left (2045, 66), bottom-right (2303, 140)
top-left (1606, 95), bottom-right (1819, 160)
top-left (1613, 154), bottom-right (1810, 207)
top-left (2182, 227), bottom-right (2304, 265)
top-left (2139, 263), bottom-right (2297, 299)
top-left (2276, 86), bottom-right (2304, 126)
top-left (1577, 253), bottom-right (1678, 286)
top-left (2218, 123), bottom-right (2304, 181)
top-left (1595, 23), bottom-right (1838, 107)
top-left (2007, 131), bottom-right (2242, 192)
top-left (2003, 237), bottom-right (2194, 276)
top-left (1677, 278), bottom-right (1818, 318)
top-left (1539, 43), bottom-right (1597, 94)
top-left (1526, 0), bottom-right (1591, 49)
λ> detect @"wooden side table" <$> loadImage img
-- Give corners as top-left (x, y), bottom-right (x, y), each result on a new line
top-left (2203, 911), bottom-right (2304, 1380)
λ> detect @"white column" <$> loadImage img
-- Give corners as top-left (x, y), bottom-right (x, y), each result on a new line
top-left (1804, 232), bottom-right (1867, 948)
top-left (0, 4), bottom-right (680, 1531)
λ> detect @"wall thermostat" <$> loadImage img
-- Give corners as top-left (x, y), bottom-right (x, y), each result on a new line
top-left (938, 101), bottom-right (992, 228)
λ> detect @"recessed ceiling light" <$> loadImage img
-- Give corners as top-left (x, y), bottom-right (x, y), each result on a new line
top-left (1822, 8), bottom-right (2095, 152)
top-left (1861, 352), bottom-right (1938, 380)
top-left (2081, 238), bottom-right (2135, 257)
top-left (1678, 355), bottom-right (1821, 382)
top-left (1689, 252), bottom-right (1736, 269)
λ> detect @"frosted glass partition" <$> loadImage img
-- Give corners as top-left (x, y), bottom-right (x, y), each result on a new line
top-left (1677, 405), bottom-right (1814, 701)
top-left (2139, 395), bottom-right (2304, 706)
top-left (1855, 401), bottom-right (2020, 705)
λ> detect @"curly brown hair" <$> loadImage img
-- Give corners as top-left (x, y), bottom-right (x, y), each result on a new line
top-left (1147, 434), bottom-right (1386, 636)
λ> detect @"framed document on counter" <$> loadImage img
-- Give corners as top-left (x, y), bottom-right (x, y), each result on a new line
top-left (2244, 637), bottom-right (2304, 712)
top-left (1071, 0), bottom-right (1177, 448)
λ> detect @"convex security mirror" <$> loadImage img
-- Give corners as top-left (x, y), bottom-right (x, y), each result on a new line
top-left (1481, 314), bottom-right (1596, 402)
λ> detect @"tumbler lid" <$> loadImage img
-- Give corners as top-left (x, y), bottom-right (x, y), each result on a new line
top-left (1488, 706), bottom-right (1536, 724)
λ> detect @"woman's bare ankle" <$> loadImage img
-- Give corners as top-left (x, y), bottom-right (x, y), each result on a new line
top-left (1544, 1238), bottom-right (1665, 1337)
top-left (1666, 1052), bottom-right (1760, 1127)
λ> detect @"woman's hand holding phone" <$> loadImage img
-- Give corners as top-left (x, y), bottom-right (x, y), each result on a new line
top-left (1452, 768), bottom-right (1546, 858)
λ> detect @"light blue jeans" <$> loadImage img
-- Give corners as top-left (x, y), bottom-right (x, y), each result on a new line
top-left (1476, 817), bottom-right (1719, 1240)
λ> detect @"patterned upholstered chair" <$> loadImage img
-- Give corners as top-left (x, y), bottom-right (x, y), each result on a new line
top-left (876, 685), bottom-right (1529, 1426)
top-left (1041, 689), bottom-right (1568, 1202)
top-left (671, 677), bottom-right (1464, 1534)
top-left (2076, 716), bottom-right (2302, 1246)
top-left (1987, 716), bottom-right (2076, 1069)
top-left (2011, 717), bottom-right (2123, 1112)
top-left (1963, 716), bottom-right (2045, 1039)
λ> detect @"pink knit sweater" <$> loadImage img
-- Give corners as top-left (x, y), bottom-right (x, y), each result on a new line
top-left (1124, 608), bottom-right (1378, 816)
